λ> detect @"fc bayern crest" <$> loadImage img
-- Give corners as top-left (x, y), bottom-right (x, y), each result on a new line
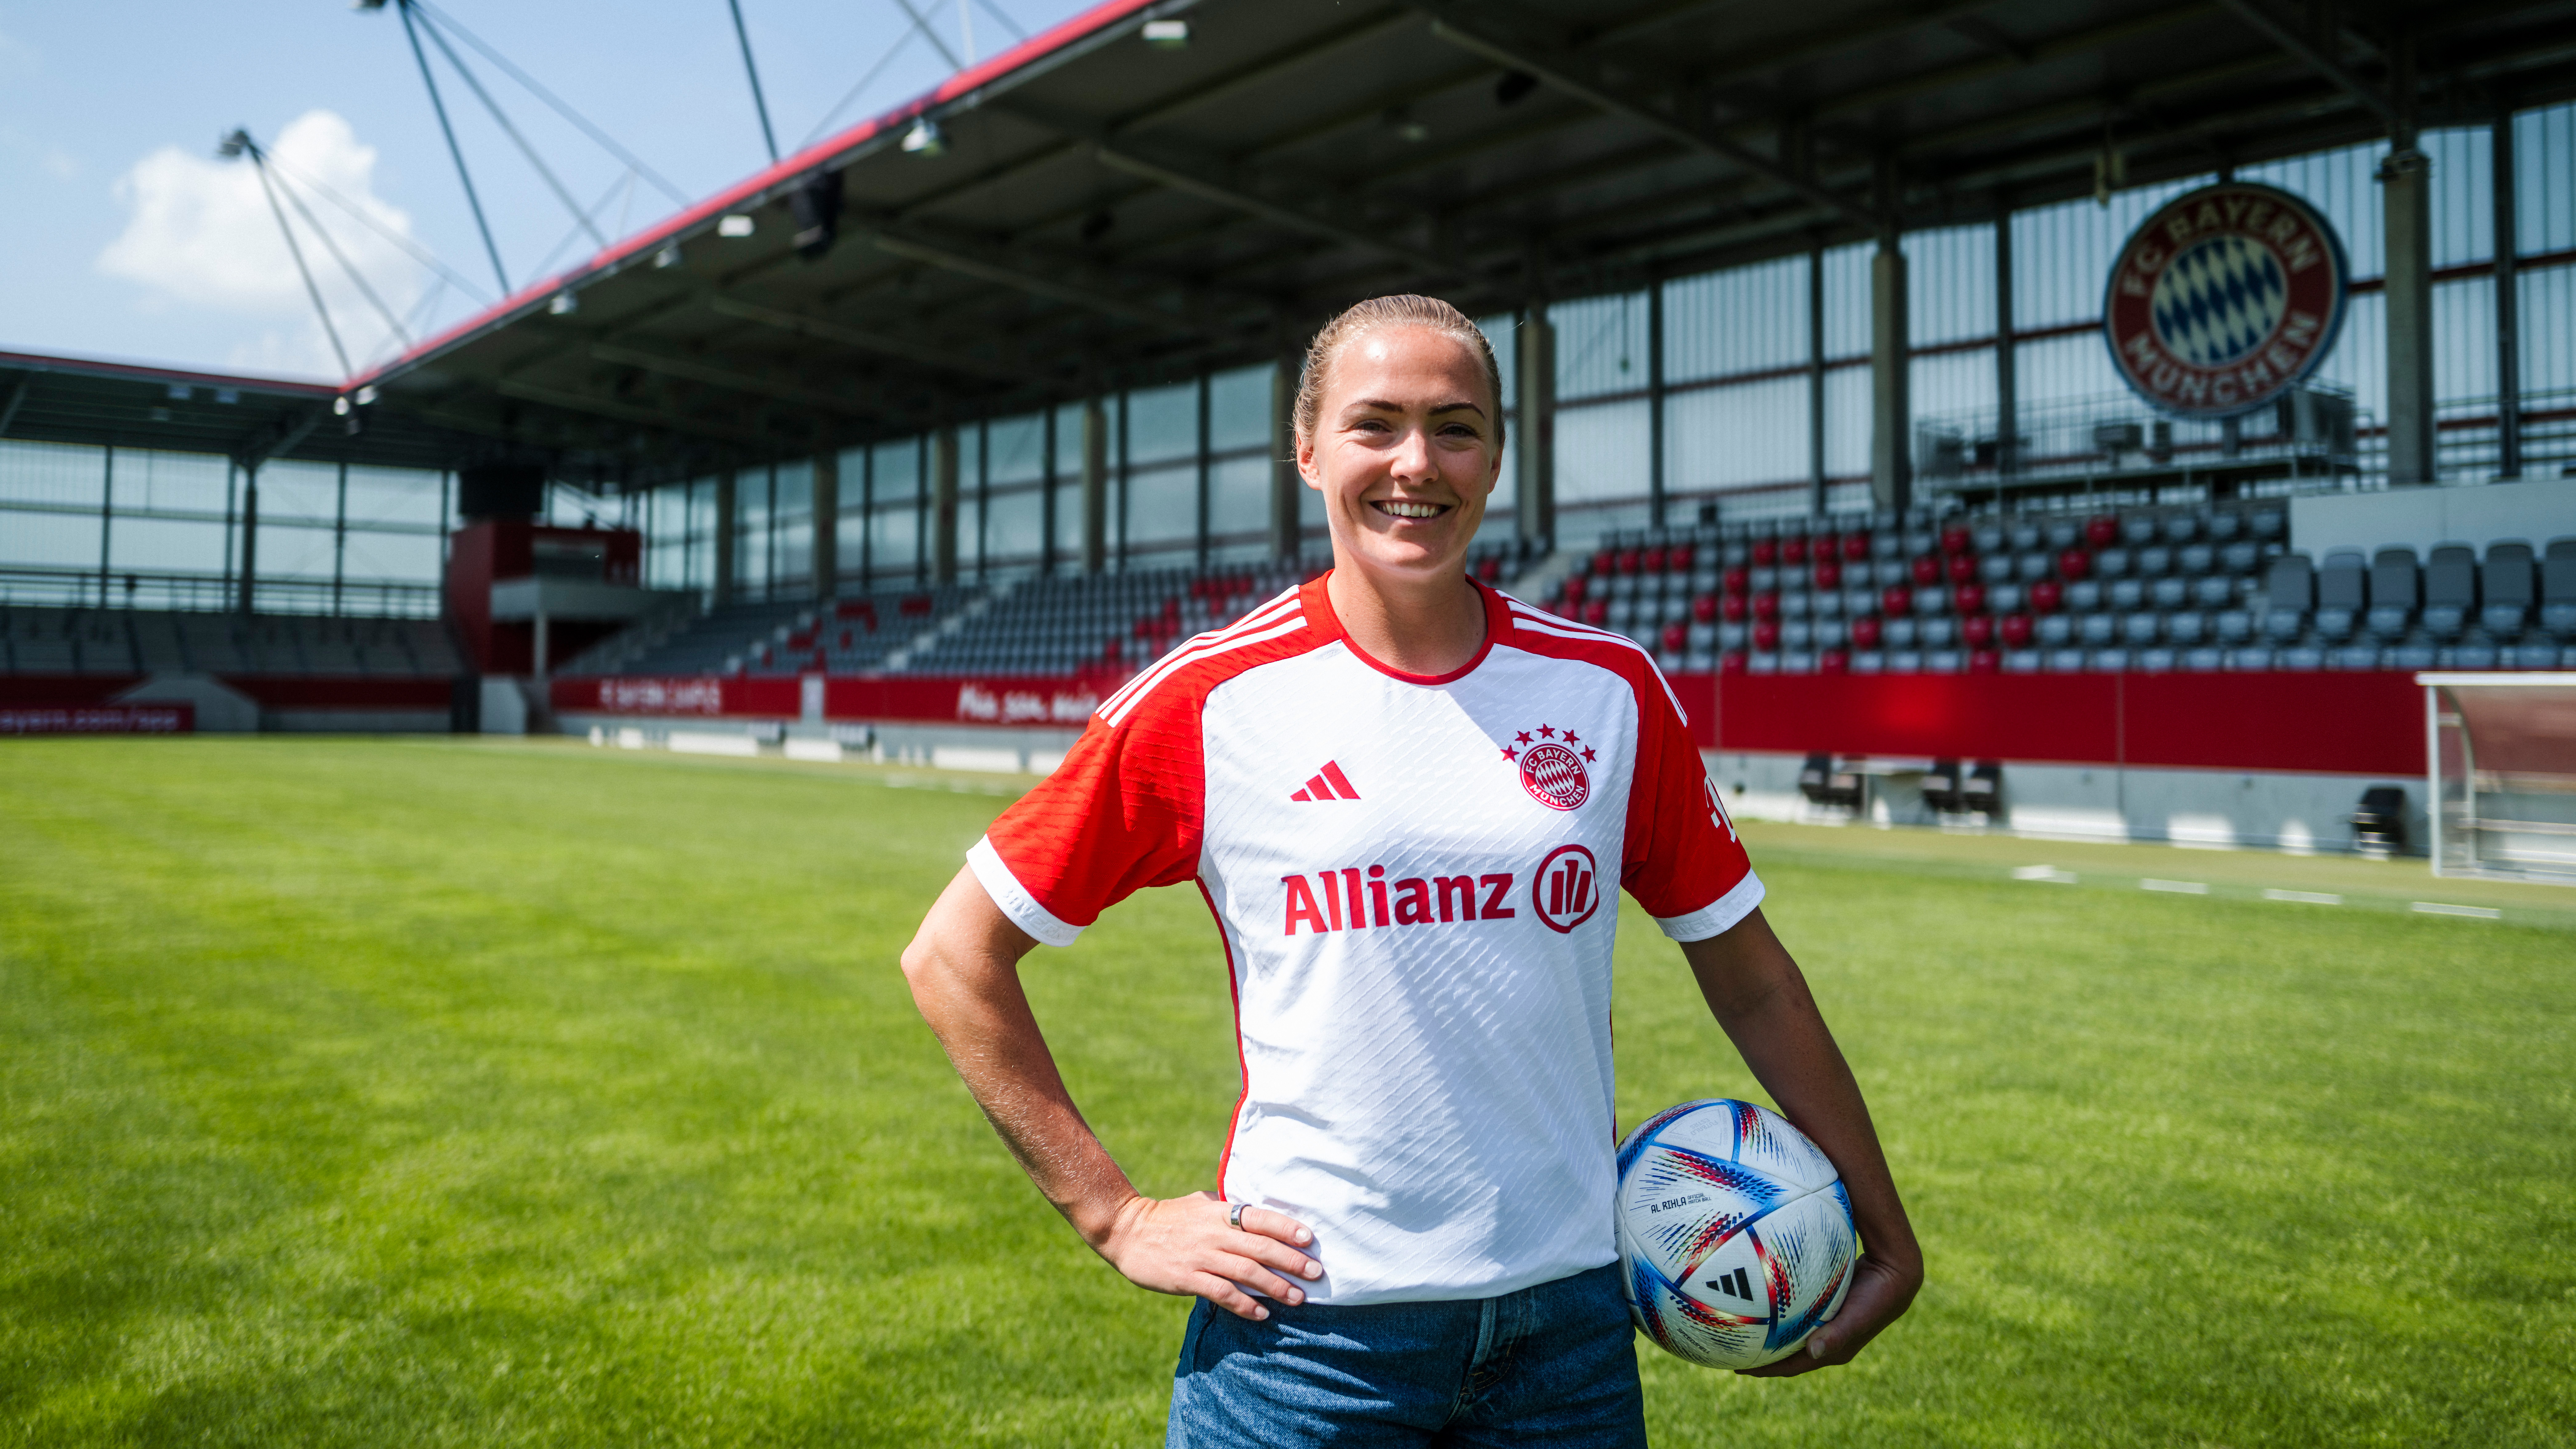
top-left (2103, 182), bottom-right (2348, 419)
top-left (1500, 723), bottom-right (1593, 811)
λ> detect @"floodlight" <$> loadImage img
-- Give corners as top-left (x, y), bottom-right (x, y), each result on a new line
top-left (355, 385), bottom-right (379, 406)
top-left (654, 243), bottom-right (684, 268)
top-left (167, 383), bottom-right (193, 401)
top-left (334, 396), bottom-right (353, 416)
top-left (1142, 19), bottom-right (1189, 47)
top-left (901, 118), bottom-right (946, 156)
top-left (549, 292), bottom-right (579, 315)
top-left (718, 214), bottom-right (756, 237)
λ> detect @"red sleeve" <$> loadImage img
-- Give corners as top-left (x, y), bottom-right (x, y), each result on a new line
top-left (1618, 663), bottom-right (1762, 940)
top-left (969, 702), bottom-right (1204, 946)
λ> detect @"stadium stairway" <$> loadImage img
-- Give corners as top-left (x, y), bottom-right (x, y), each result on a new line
top-left (1544, 508), bottom-right (2576, 676)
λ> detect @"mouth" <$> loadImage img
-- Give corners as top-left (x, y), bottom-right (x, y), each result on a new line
top-left (1370, 499), bottom-right (1451, 521)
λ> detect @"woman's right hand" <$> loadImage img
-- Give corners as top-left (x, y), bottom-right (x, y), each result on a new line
top-left (1094, 1191), bottom-right (1322, 1320)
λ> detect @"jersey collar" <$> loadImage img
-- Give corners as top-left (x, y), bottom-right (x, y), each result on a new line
top-left (1300, 569), bottom-right (1513, 686)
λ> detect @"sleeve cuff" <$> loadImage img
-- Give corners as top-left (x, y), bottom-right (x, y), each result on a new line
top-left (967, 836), bottom-right (1085, 947)
top-left (1653, 870), bottom-right (1765, 943)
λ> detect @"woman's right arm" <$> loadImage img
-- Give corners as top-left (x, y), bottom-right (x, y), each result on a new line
top-left (900, 865), bottom-right (1321, 1319)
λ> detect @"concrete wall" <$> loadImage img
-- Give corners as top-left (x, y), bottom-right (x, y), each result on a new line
top-left (2291, 476), bottom-right (2576, 560)
top-left (1705, 749), bottom-right (2424, 855)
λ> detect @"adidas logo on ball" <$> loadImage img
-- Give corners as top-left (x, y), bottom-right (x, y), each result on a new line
top-left (1615, 1099), bottom-right (1858, 1371)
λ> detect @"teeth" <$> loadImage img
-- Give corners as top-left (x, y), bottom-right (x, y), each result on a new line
top-left (1378, 501), bottom-right (1445, 518)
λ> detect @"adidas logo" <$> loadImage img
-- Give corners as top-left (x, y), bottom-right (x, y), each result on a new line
top-left (1706, 1267), bottom-right (1756, 1302)
top-left (1289, 761), bottom-right (1361, 802)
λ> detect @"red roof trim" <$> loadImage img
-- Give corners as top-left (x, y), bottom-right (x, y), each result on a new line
top-left (0, 348), bottom-right (338, 398)
top-left (350, 0), bottom-right (1166, 389)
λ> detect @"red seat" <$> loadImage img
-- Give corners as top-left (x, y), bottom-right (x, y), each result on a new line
top-left (1968, 648), bottom-right (2001, 673)
top-left (1850, 616), bottom-right (1883, 650)
top-left (1841, 533), bottom-right (1870, 562)
top-left (1781, 536), bottom-right (1809, 566)
top-left (1668, 544), bottom-right (1696, 572)
top-left (1720, 650), bottom-right (1749, 674)
top-left (1752, 620), bottom-right (1780, 651)
top-left (1662, 622), bottom-right (1688, 651)
top-left (2057, 548), bottom-right (2091, 582)
top-left (1813, 560), bottom-right (1841, 591)
top-left (1960, 612), bottom-right (1994, 648)
top-left (1723, 566), bottom-right (1749, 595)
top-left (1954, 583), bottom-right (1986, 616)
top-left (2086, 515), bottom-right (2119, 548)
top-left (1818, 647), bottom-right (1849, 674)
top-left (1643, 546), bottom-right (1667, 574)
top-left (1911, 555), bottom-right (1942, 586)
top-left (2000, 613), bottom-right (2034, 647)
top-left (2029, 582), bottom-right (2062, 614)
top-left (1880, 586), bottom-right (1912, 617)
top-left (1946, 554), bottom-right (1977, 585)
top-left (1692, 594), bottom-right (1717, 623)
top-left (1752, 592), bottom-right (1781, 622)
top-left (1721, 595), bottom-right (1749, 623)
top-left (1750, 539), bottom-right (1778, 567)
top-left (1941, 525), bottom-right (1972, 556)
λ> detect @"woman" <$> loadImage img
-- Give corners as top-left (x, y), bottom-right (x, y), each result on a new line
top-left (902, 294), bottom-right (1920, 1447)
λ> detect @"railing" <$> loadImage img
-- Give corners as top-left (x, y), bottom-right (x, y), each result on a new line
top-left (0, 566), bottom-right (442, 618)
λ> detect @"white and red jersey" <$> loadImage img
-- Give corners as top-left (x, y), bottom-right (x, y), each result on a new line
top-left (968, 574), bottom-right (1761, 1305)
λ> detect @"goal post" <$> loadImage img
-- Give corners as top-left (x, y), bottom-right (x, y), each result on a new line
top-left (2421, 672), bottom-right (2576, 883)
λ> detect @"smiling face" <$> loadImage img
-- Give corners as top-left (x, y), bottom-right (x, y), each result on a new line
top-left (1296, 324), bottom-right (1504, 585)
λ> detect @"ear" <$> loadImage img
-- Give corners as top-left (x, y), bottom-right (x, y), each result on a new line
top-left (1297, 432), bottom-right (1323, 490)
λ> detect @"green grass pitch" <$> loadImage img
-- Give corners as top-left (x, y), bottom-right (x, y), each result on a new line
top-left (4, 738), bottom-right (2571, 1447)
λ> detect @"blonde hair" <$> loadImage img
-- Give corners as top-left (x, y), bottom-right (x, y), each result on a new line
top-left (1292, 294), bottom-right (1503, 447)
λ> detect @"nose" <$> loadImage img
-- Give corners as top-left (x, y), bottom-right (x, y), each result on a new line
top-left (1389, 424), bottom-right (1435, 482)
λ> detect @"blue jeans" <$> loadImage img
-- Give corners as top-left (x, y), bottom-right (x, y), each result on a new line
top-left (1166, 1263), bottom-right (1646, 1448)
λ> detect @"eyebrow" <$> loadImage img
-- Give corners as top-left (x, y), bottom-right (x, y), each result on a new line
top-left (1345, 398), bottom-right (1488, 418)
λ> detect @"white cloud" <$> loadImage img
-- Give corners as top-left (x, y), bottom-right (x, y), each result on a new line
top-left (97, 110), bottom-right (423, 380)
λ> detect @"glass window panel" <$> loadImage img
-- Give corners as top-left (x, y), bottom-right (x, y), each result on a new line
top-left (775, 461), bottom-right (813, 522)
top-left (2010, 178), bottom-right (2210, 332)
top-left (106, 517), bottom-right (224, 574)
top-left (1666, 377), bottom-right (1809, 493)
top-left (255, 461), bottom-right (339, 524)
top-left (256, 521), bottom-right (338, 580)
top-left (339, 528), bottom-right (441, 585)
top-left (1912, 347), bottom-right (1996, 424)
top-left (1125, 462), bottom-right (1197, 547)
top-left (1663, 255), bottom-right (1807, 384)
top-left (2240, 141), bottom-right (2381, 275)
top-left (119, 449), bottom-right (229, 514)
top-left (1821, 366), bottom-right (1872, 480)
top-left (0, 508), bottom-right (106, 569)
top-left (1553, 398), bottom-right (1651, 505)
top-left (2514, 103), bottom-right (2574, 256)
top-left (1206, 455), bottom-right (1270, 542)
top-left (1555, 290), bottom-right (1651, 402)
top-left (1904, 224), bottom-right (1995, 348)
top-left (342, 467), bottom-right (442, 529)
top-left (1209, 364), bottom-right (1273, 453)
top-left (1817, 242), bottom-right (1875, 358)
top-left (2524, 264), bottom-right (2575, 396)
top-left (1127, 383), bottom-right (1197, 466)
top-left (0, 440), bottom-right (107, 509)
top-left (2014, 332), bottom-right (2128, 411)
top-left (869, 505), bottom-right (918, 579)
top-left (987, 414), bottom-right (1045, 485)
top-left (986, 485), bottom-right (1044, 561)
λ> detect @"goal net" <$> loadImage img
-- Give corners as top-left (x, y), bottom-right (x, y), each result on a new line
top-left (2423, 672), bottom-right (2576, 883)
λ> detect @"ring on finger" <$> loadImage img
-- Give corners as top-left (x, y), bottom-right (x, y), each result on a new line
top-left (1228, 1202), bottom-right (1247, 1231)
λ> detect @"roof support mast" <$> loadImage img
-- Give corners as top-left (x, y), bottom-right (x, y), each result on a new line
top-left (727, 0), bottom-right (782, 164)
top-left (388, 0), bottom-right (511, 298)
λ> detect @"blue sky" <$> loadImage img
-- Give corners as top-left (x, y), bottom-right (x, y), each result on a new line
top-left (0, 1), bottom-right (1095, 381)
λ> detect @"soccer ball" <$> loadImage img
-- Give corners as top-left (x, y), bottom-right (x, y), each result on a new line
top-left (1613, 1098), bottom-right (1857, 1369)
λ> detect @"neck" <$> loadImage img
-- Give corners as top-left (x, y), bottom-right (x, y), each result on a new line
top-left (1326, 563), bottom-right (1486, 677)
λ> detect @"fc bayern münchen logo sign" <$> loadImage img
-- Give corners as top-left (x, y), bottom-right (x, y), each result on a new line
top-left (2103, 182), bottom-right (2349, 418)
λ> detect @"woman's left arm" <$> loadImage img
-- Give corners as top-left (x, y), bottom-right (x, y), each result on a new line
top-left (1677, 906), bottom-right (1924, 1377)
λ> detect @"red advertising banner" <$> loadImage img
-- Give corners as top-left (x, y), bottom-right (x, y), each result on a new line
top-left (0, 703), bottom-right (194, 735)
top-left (1711, 670), bottom-right (2421, 776)
top-left (552, 675), bottom-right (800, 717)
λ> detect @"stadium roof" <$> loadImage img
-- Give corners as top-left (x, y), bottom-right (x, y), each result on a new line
top-left (0, 348), bottom-right (483, 473)
top-left (335, 0), bottom-right (2576, 487)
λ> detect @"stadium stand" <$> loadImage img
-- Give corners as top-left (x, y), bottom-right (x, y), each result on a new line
top-left (589, 539), bottom-right (1539, 681)
top-left (1, 606), bottom-right (461, 677)
top-left (1536, 505), bottom-right (2576, 678)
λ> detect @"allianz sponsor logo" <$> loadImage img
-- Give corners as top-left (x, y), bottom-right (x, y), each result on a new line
top-left (1278, 844), bottom-right (1602, 936)
top-left (956, 682), bottom-right (1098, 724)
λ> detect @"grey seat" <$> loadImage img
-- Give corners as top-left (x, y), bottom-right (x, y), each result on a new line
top-left (2422, 545), bottom-right (2478, 639)
top-left (1918, 617), bottom-right (1957, 647)
top-left (2390, 642), bottom-right (2437, 671)
top-left (2080, 613), bottom-right (2117, 646)
top-left (2164, 513), bottom-right (2204, 544)
top-left (2230, 646), bottom-right (2276, 670)
top-left (2003, 649), bottom-right (2043, 673)
top-left (2038, 614), bottom-right (2075, 646)
top-left (2183, 646), bottom-right (2226, 671)
top-left (2264, 554), bottom-right (2314, 641)
top-left (2135, 546), bottom-right (2173, 578)
top-left (2250, 509), bottom-right (2286, 541)
top-left (2279, 646), bottom-right (2325, 670)
top-left (2482, 541), bottom-right (2537, 638)
top-left (2445, 643), bottom-right (2499, 670)
top-left (2046, 520), bottom-right (2082, 551)
top-left (2315, 549), bottom-right (2366, 641)
top-left (2065, 580), bottom-right (2103, 612)
top-left (1979, 553), bottom-right (2015, 583)
top-left (2089, 648), bottom-right (2130, 671)
top-left (2120, 613), bottom-right (2160, 646)
top-left (2330, 644), bottom-right (2380, 670)
top-left (2016, 552), bottom-right (2053, 583)
top-left (2506, 643), bottom-right (2565, 670)
top-left (2178, 542), bottom-right (2215, 576)
top-left (1988, 582), bottom-right (2025, 614)
top-left (2109, 578), bottom-right (2145, 610)
top-left (2047, 647), bottom-right (2088, 672)
top-left (1972, 524), bottom-right (2006, 554)
top-left (2216, 609), bottom-right (2254, 645)
top-left (2093, 547), bottom-right (2132, 578)
top-left (2167, 611), bottom-right (2207, 646)
top-left (2137, 646), bottom-right (2177, 672)
top-left (2207, 512), bottom-right (2245, 542)
top-left (2192, 576), bottom-right (2236, 609)
top-left (2545, 539), bottom-right (2576, 638)
top-left (2008, 522), bottom-right (2043, 553)
top-left (1882, 617), bottom-right (1919, 648)
top-left (2121, 515), bottom-right (2157, 546)
top-left (2152, 578), bottom-right (2190, 610)
top-left (2367, 547), bottom-right (2420, 640)
top-left (2220, 540), bottom-right (2261, 575)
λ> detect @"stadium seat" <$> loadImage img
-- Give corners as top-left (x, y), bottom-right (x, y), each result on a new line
top-left (2003, 650), bottom-right (2042, 673)
top-left (1989, 582), bottom-right (2024, 614)
top-left (2065, 580), bottom-right (2102, 612)
top-left (2447, 643), bottom-right (2500, 670)
top-left (2481, 541), bottom-right (2537, 638)
top-left (2137, 646), bottom-right (2177, 672)
top-left (1886, 649), bottom-right (1923, 673)
top-left (2367, 547), bottom-right (2420, 639)
top-left (2037, 614), bottom-right (2073, 646)
top-left (2264, 554), bottom-right (2314, 641)
top-left (2079, 614), bottom-right (2118, 647)
top-left (2279, 645), bottom-right (2324, 670)
top-left (2507, 643), bottom-right (2569, 669)
top-left (2118, 515), bottom-right (2154, 547)
top-left (2543, 538), bottom-right (2576, 638)
top-left (2183, 646), bottom-right (2226, 671)
top-left (2230, 647), bottom-right (2275, 670)
top-left (2117, 613), bottom-right (2157, 646)
top-left (2150, 578), bottom-right (2189, 610)
top-left (2422, 545), bottom-right (2477, 639)
top-left (2089, 648), bottom-right (2129, 672)
top-left (2207, 511), bottom-right (2245, 542)
top-left (2047, 648), bottom-right (2087, 672)
top-left (2314, 549), bottom-right (2365, 641)
top-left (2094, 547), bottom-right (2131, 579)
top-left (2251, 509), bottom-right (2286, 541)
top-left (1849, 650), bottom-right (1884, 674)
top-left (2220, 540), bottom-right (2261, 575)
top-left (2178, 542), bottom-right (2215, 576)
top-left (2135, 545), bottom-right (2173, 578)
top-left (1926, 649), bottom-right (1966, 673)
top-left (2330, 645), bottom-right (2380, 670)
top-left (1882, 617), bottom-right (1918, 649)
